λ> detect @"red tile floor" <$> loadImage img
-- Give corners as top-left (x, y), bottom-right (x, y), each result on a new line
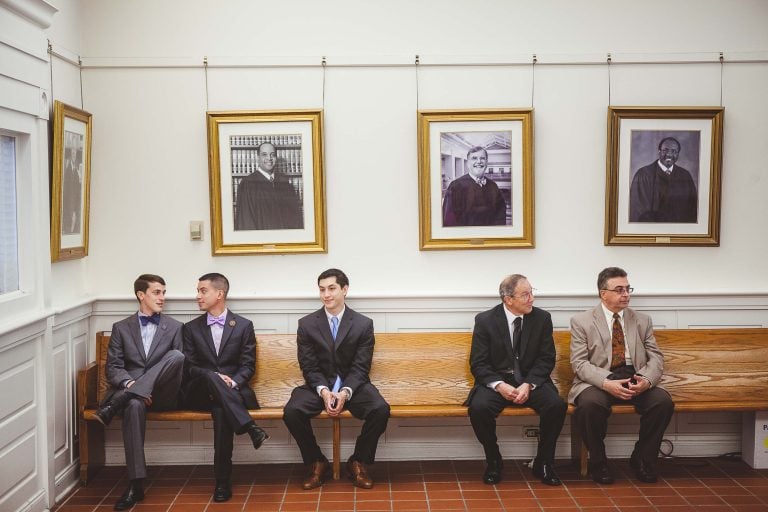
top-left (54, 457), bottom-right (768, 512)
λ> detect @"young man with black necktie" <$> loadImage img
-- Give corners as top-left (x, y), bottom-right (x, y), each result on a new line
top-left (97, 274), bottom-right (185, 510)
top-left (181, 273), bottom-right (268, 502)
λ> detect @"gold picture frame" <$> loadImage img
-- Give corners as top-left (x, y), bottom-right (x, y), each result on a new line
top-left (207, 110), bottom-right (327, 255)
top-left (605, 106), bottom-right (724, 246)
top-left (51, 100), bottom-right (92, 262)
top-left (417, 109), bottom-right (534, 250)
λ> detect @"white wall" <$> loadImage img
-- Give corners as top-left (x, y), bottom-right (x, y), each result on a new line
top-left (75, 0), bottom-right (768, 299)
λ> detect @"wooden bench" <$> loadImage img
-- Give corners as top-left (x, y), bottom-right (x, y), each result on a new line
top-left (78, 328), bottom-right (768, 484)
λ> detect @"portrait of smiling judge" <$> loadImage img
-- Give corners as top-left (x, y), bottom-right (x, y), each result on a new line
top-left (441, 133), bottom-right (511, 227)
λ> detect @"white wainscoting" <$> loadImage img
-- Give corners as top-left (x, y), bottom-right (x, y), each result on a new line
top-left (0, 319), bottom-right (48, 512)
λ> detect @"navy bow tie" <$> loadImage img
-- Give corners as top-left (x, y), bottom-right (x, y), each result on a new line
top-left (139, 313), bottom-right (160, 326)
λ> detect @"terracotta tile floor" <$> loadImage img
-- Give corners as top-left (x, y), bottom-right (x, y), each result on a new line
top-left (54, 458), bottom-right (768, 511)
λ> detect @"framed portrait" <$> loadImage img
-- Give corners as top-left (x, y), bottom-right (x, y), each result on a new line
top-left (605, 106), bottom-right (724, 246)
top-left (51, 100), bottom-right (92, 262)
top-left (207, 110), bottom-right (326, 255)
top-left (417, 109), bottom-right (534, 250)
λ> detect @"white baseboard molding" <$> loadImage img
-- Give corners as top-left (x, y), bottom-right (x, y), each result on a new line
top-left (103, 432), bottom-right (743, 466)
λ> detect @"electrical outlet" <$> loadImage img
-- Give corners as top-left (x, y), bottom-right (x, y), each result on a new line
top-left (523, 427), bottom-right (540, 439)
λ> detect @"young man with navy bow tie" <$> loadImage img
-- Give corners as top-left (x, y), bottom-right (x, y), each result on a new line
top-left (182, 273), bottom-right (268, 502)
top-left (97, 274), bottom-right (185, 510)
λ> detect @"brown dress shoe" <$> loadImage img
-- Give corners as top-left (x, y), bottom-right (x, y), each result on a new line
top-left (347, 458), bottom-right (374, 489)
top-left (301, 459), bottom-right (329, 490)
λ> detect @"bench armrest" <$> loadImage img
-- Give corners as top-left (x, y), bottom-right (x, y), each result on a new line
top-left (77, 361), bottom-right (100, 412)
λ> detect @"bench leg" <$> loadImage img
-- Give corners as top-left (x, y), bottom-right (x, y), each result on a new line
top-left (570, 421), bottom-right (588, 477)
top-left (79, 417), bottom-right (105, 485)
top-left (332, 418), bottom-right (341, 480)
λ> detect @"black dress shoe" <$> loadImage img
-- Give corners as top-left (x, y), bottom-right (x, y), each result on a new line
top-left (482, 459), bottom-right (503, 485)
top-left (213, 480), bottom-right (232, 502)
top-left (247, 425), bottom-right (269, 450)
top-left (629, 455), bottom-right (658, 483)
top-left (114, 480), bottom-right (144, 510)
top-left (531, 459), bottom-right (562, 486)
top-left (95, 390), bottom-right (131, 426)
top-left (590, 463), bottom-right (614, 484)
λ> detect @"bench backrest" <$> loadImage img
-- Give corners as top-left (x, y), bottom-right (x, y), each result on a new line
top-left (95, 328), bottom-right (768, 409)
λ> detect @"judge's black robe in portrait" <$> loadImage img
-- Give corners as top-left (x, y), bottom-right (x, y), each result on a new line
top-left (234, 171), bottom-right (303, 230)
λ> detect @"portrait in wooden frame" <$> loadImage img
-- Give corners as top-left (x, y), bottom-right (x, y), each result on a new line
top-left (51, 100), bottom-right (92, 262)
top-left (417, 109), bottom-right (534, 250)
top-left (207, 110), bottom-right (326, 255)
top-left (605, 106), bottom-right (724, 246)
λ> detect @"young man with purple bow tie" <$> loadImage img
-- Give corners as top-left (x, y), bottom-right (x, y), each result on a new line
top-left (181, 273), bottom-right (268, 503)
top-left (97, 274), bottom-right (185, 510)
top-left (283, 268), bottom-right (390, 490)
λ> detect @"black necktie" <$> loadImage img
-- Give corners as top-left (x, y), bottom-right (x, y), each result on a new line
top-left (512, 317), bottom-right (523, 377)
top-left (139, 313), bottom-right (160, 326)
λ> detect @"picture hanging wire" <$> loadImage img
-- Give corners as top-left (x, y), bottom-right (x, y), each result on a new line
top-left (607, 52), bottom-right (612, 106)
top-left (530, 54), bottom-right (537, 108)
top-left (719, 51), bottom-right (724, 107)
top-left (47, 39), bottom-right (85, 109)
top-left (321, 56), bottom-right (327, 111)
top-left (415, 54), bottom-right (420, 112)
top-left (48, 40), bottom-right (54, 110)
top-left (203, 56), bottom-right (209, 111)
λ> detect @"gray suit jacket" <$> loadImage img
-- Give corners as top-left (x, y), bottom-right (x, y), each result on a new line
top-left (568, 305), bottom-right (664, 404)
top-left (105, 313), bottom-right (183, 401)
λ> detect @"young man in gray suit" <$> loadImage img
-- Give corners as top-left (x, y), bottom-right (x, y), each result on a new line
top-left (96, 274), bottom-right (185, 511)
top-left (283, 268), bottom-right (390, 490)
top-left (570, 267), bottom-right (675, 485)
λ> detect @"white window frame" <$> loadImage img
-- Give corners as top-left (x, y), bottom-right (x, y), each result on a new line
top-left (0, 107), bottom-right (45, 325)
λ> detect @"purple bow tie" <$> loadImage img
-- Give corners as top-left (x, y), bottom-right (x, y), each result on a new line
top-left (207, 314), bottom-right (226, 326)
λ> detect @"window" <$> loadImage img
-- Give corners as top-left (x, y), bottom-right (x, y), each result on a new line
top-left (0, 134), bottom-right (19, 295)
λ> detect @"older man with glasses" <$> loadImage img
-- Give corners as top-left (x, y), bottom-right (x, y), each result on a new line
top-left (466, 274), bottom-right (567, 486)
top-left (569, 267), bottom-right (674, 485)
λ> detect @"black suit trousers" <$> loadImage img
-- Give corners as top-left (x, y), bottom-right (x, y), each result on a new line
top-left (574, 386), bottom-right (674, 469)
top-left (467, 381), bottom-right (566, 463)
top-left (185, 372), bottom-right (256, 481)
top-left (283, 382), bottom-right (390, 465)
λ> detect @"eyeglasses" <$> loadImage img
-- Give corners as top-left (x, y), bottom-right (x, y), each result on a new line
top-left (511, 288), bottom-right (537, 301)
top-left (602, 287), bottom-right (634, 295)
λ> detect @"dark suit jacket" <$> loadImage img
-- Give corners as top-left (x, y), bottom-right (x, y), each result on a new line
top-left (182, 310), bottom-right (259, 408)
top-left (468, 304), bottom-right (556, 394)
top-left (105, 312), bottom-right (182, 401)
top-left (296, 306), bottom-right (374, 395)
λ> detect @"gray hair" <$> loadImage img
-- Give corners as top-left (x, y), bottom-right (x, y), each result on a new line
top-left (499, 274), bottom-right (527, 300)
